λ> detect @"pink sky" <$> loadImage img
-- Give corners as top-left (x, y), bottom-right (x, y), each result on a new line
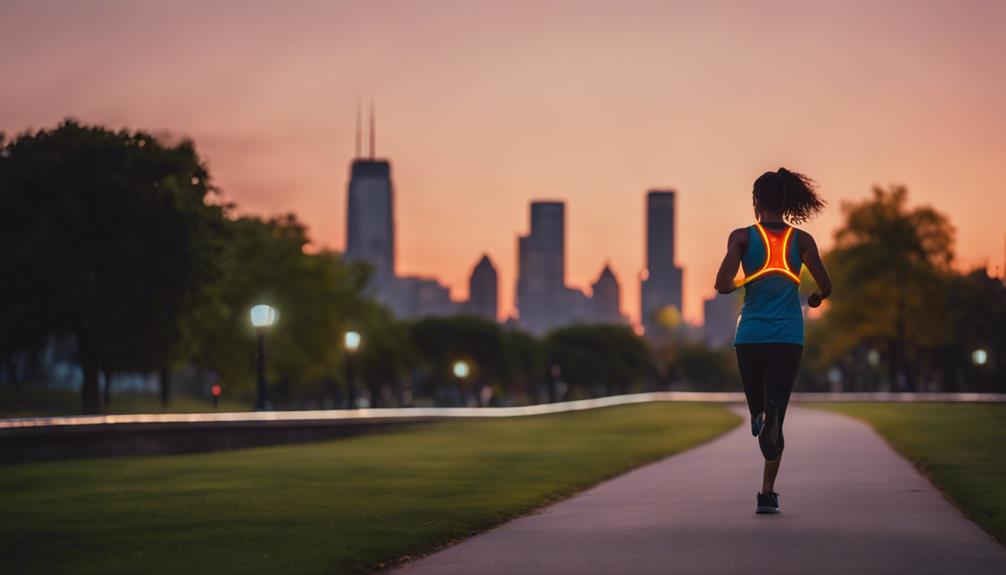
top-left (3, 0), bottom-right (1005, 324)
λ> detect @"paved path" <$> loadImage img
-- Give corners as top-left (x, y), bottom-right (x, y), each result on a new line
top-left (392, 405), bottom-right (1006, 575)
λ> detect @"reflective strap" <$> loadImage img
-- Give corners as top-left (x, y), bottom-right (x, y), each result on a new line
top-left (734, 224), bottom-right (800, 287)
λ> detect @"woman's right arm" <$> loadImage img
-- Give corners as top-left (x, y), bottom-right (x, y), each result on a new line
top-left (714, 228), bottom-right (748, 294)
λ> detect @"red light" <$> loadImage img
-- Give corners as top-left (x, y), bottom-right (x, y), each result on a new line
top-left (211, 385), bottom-right (222, 398)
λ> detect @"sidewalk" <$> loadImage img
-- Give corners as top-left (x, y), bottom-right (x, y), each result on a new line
top-left (392, 405), bottom-right (1006, 574)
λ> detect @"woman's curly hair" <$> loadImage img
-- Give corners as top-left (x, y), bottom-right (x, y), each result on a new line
top-left (753, 167), bottom-right (826, 224)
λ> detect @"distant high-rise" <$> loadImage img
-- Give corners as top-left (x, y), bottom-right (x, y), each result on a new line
top-left (387, 275), bottom-right (459, 319)
top-left (641, 190), bottom-right (684, 341)
top-left (345, 105), bottom-right (395, 290)
top-left (516, 201), bottom-right (566, 334)
top-left (590, 264), bottom-right (623, 324)
top-left (468, 254), bottom-right (498, 321)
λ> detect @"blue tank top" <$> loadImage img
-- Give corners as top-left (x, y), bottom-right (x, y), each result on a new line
top-left (733, 224), bottom-right (804, 345)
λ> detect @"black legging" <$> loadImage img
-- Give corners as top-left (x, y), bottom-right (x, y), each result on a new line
top-left (735, 343), bottom-right (803, 433)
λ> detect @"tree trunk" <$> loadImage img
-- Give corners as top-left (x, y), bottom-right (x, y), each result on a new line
top-left (159, 366), bottom-right (171, 408)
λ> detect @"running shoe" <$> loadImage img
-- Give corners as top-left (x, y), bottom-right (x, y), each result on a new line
top-left (758, 400), bottom-right (781, 461)
top-left (756, 491), bottom-right (781, 514)
top-left (751, 412), bottom-right (765, 437)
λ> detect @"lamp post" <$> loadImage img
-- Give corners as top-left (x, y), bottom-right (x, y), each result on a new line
top-left (453, 360), bottom-right (470, 406)
top-left (345, 330), bottom-right (361, 408)
top-left (972, 348), bottom-right (989, 393)
top-left (250, 304), bottom-right (278, 410)
top-left (867, 349), bottom-right (880, 392)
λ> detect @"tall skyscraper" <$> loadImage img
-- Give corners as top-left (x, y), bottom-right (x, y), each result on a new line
top-left (345, 106), bottom-right (395, 289)
top-left (516, 201), bottom-right (566, 334)
top-left (467, 254), bottom-right (498, 321)
top-left (590, 264), bottom-right (624, 324)
top-left (343, 107), bottom-right (470, 320)
top-left (641, 190), bottom-right (684, 341)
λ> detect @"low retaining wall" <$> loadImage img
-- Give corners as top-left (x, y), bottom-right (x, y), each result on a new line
top-left (0, 417), bottom-right (433, 465)
top-left (3, 391), bottom-right (1003, 464)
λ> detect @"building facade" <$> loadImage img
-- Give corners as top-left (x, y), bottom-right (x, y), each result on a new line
top-left (345, 159), bottom-right (395, 290)
top-left (386, 275), bottom-right (459, 319)
top-left (641, 190), bottom-right (684, 342)
top-left (516, 201), bottom-right (567, 334)
top-left (467, 254), bottom-right (498, 321)
top-left (590, 264), bottom-right (624, 324)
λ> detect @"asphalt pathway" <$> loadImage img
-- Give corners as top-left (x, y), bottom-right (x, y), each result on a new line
top-left (391, 405), bottom-right (1006, 575)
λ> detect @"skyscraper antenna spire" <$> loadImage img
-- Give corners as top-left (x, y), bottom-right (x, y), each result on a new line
top-left (369, 100), bottom-right (376, 159)
top-left (370, 100), bottom-right (378, 159)
top-left (355, 103), bottom-right (362, 158)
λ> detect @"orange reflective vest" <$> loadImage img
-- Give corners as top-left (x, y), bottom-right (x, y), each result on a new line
top-left (734, 223), bottom-right (800, 287)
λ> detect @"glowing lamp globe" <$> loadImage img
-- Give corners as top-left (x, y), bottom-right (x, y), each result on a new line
top-left (345, 330), bottom-right (362, 352)
top-left (453, 360), bottom-right (471, 379)
top-left (972, 349), bottom-right (988, 366)
top-left (250, 304), bottom-right (278, 328)
top-left (867, 349), bottom-right (880, 367)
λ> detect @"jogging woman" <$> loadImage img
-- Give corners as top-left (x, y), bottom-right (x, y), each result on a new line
top-left (714, 168), bottom-right (831, 515)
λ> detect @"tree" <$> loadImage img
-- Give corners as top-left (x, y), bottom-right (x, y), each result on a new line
top-left (943, 269), bottom-right (1006, 392)
top-left (544, 325), bottom-right (651, 398)
top-left (181, 216), bottom-right (371, 405)
top-left (814, 186), bottom-right (955, 390)
top-left (660, 341), bottom-right (739, 391)
top-left (407, 316), bottom-right (511, 405)
top-left (502, 328), bottom-right (544, 403)
top-left (350, 302), bottom-right (415, 407)
top-left (0, 121), bottom-right (227, 413)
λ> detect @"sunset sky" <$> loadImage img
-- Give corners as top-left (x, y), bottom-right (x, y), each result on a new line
top-left (3, 0), bottom-right (1004, 324)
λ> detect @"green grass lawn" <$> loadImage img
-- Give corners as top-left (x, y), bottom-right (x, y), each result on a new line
top-left (0, 402), bottom-right (738, 574)
top-left (814, 403), bottom-right (1006, 544)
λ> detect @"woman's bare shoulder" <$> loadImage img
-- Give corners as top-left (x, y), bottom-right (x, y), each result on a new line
top-left (795, 228), bottom-right (818, 250)
top-left (727, 227), bottom-right (749, 250)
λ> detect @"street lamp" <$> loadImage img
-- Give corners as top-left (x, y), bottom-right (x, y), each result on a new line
top-left (250, 304), bottom-right (278, 410)
top-left (453, 360), bottom-right (470, 406)
top-left (345, 331), bottom-right (361, 409)
top-left (866, 349), bottom-right (880, 392)
top-left (452, 360), bottom-right (470, 379)
top-left (973, 348), bottom-right (989, 393)
top-left (867, 349), bottom-right (880, 367)
top-left (972, 348), bottom-right (988, 366)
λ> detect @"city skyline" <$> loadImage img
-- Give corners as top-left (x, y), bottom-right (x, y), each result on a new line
top-left (3, 1), bottom-right (1005, 324)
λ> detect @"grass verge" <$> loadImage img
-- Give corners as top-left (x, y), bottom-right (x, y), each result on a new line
top-left (814, 402), bottom-right (1006, 544)
top-left (0, 402), bottom-right (738, 574)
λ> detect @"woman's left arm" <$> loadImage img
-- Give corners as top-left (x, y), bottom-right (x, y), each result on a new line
top-left (798, 231), bottom-right (832, 307)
